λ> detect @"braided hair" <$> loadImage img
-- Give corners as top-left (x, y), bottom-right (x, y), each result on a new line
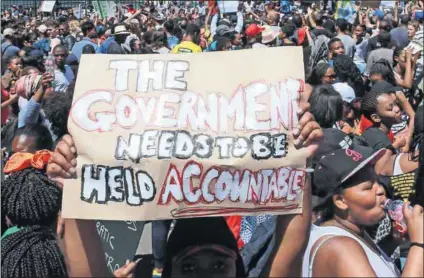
top-left (333, 54), bottom-right (366, 97)
top-left (1, 225), bottom-right (68, 278)
top-left (1, 168), bottom-right (62, 227)
top-left (360, 89), bottom-right (386, 121)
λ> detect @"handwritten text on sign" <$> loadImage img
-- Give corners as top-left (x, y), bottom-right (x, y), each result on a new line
top-left (63, 47), bottom-right (308, 220)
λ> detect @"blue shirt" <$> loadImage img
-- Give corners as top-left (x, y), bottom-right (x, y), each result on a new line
top-left (99, 36), bottom-right (115, 54)
top-left (167, 35), bottom-right (179, 49)
top-left (1, 42), bottom-right (20, 61)
top-left (32, 38), bottom-right (50, 54)
top-left (54, 65), bottom-right (75, 93)
top-left (71, 38), bottom-right (100, 62)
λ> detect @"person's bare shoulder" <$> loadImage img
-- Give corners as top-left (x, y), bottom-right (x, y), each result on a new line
top-left (312, 236), bottom-right (377, 277)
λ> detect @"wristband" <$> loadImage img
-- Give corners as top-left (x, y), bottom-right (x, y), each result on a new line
top-left (410, 242), bottom-right (424, 249)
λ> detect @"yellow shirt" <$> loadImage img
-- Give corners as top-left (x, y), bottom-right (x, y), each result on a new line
top-left (172, 41), bottom-right (202, 54)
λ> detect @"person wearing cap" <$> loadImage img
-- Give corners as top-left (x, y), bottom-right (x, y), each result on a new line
top-left (244, 23), bottom-right (266, 48)
top-left (261, 25), bottom-right (281, 47)
top-left (302, 143), bottom-right (423, 277)
top-left (100, 24), bottom-right (130, 54)
top-left (172, 23), bottom-right (202, 53)
top-left (1, 28), bottom-right (20, 63)
top-left (333, 82), bottom-right (359, 134)
top-left (71, 21), bottom-right (100, 62)
top-left (210, 11), bottom-right (243, 38)
top-left (32, 24), bottom-right (51, 55)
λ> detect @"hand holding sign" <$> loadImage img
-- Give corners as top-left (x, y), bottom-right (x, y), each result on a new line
top-left (56, 47), bottom-right (313, 221)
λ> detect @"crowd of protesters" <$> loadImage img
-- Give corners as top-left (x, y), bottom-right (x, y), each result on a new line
top-left (1, 0), bottom-right (424, 277)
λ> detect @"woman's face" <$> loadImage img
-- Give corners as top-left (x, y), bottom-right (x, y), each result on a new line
top-left (322, 67), bottom-right (337, 85)
top-left (340, 166), bottom-right (386, 226)
top-left (408, 25), bottom-right (416, 39)
top-left (374, 93), bottom-right (402, 126)
top-left (172, 249), bottom-right (237, 277)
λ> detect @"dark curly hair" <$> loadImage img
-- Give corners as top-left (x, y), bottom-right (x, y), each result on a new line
top-left (333, 54), bottom-right (366, 97)
top-left (41, 92), bottom-right (73, 142)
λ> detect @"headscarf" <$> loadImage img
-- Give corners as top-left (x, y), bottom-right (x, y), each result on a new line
top-left (14, 73), bottom-right (42, 99)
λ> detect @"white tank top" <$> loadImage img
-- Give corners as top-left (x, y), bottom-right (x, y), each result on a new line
top-left (302, 225), bottom-right (399, 277)
top-left (393, 153), bottom-right (405, 176)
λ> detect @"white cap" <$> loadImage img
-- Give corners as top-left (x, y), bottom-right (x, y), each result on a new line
top-left (37, 24), bottom-right (48, 33)
top-left (333, 82), bottom-right (356, 103)
top-left (3, 28), bottom-right (15, 37)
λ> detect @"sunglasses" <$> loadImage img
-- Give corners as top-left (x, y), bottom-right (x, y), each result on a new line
top-left (54, 53), bottom-right (67, 57)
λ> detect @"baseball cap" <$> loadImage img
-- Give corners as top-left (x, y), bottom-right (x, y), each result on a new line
top-left (3, 28), bottom-right (15, 37)
top-left (333, 82), bottom-right (356, 103)
top-left (311, 128), bottom-right (355, 166)
top-left (245, 24), bottom-right (265, 38)
top-left (313, 146), bottom-right (385, 199)
top-left (215, 25), bottom-right (234, 37)
top-left (37, 24), bottom-right (47, 33)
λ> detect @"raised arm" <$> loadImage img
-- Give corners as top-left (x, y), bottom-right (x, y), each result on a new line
top-left (263, 100), bottom-right (322, 277)
top-left (234, 11), bottom-right (244, 33)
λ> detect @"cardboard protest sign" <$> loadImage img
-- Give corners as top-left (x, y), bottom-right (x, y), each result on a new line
top-left (92, 0), bottom-right (116, 19)
top-left (218, 0), bottom-right (239, 13)
top-left (96, 221), bottom-right (145, 274)
top-left (39, 0), bottom-right (56, 13)
top-left (62, 47), bottom-right (308, 221)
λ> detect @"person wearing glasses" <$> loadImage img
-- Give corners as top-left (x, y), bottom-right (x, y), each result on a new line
top-left (307, 63), bottom-right (337, 86)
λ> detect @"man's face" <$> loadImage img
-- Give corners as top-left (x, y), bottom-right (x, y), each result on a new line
top-left (8, 58), bottom-right (22, 73)
top-left (53, 48), bottom-right (68, 67)
top-left (354, 26), bottom-right (364, 38)
top-left (12, 135), bottom-right (37, 154)
top-left (331, 41), bottom-right (345, 56)
top-left (88, 27), bottom-right (97, 38)
top-left (59, 24), bottom-right (68, 36)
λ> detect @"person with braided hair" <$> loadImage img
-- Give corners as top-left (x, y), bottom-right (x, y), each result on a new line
top-left (1, 167), bottom-right (62, 227)
top-left (1, 225), bottom-right (67, 278)
top-left (1, 156), bottom-right (66, 277)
